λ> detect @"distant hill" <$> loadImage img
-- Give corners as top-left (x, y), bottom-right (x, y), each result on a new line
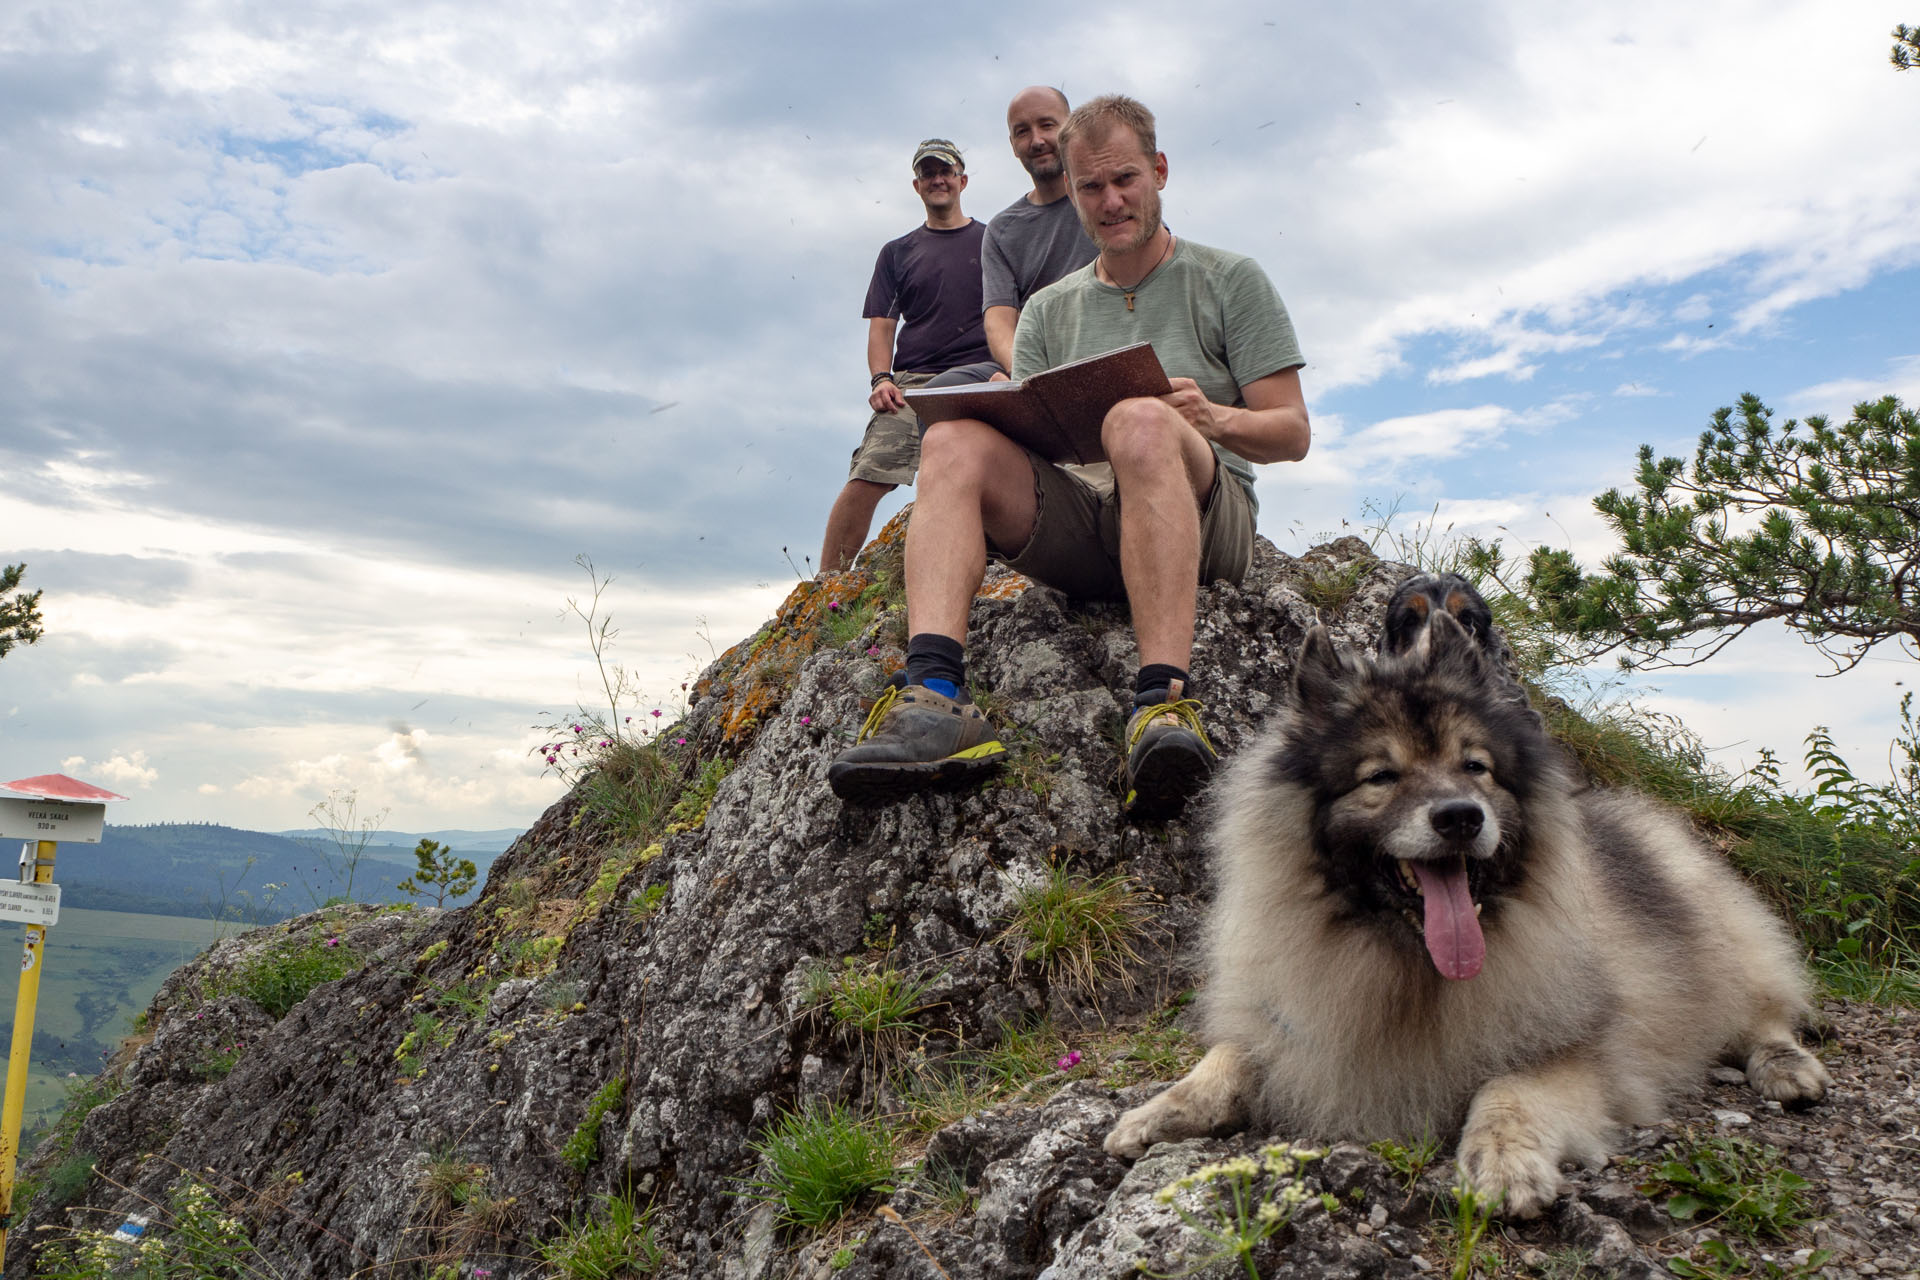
top-left (53, 823), bottom-right (514, 922)
top-left (271, 826), bottom-right (524, 855)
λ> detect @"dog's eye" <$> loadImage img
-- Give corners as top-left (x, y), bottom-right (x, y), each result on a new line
top-left (1462, 759), bottom-right (1489, 775)
top-left (1364, 768), bottom-right (1398, 786)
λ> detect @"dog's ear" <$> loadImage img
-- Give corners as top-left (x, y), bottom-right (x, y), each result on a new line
top-left (1423, 609), bottom-right (1492, 681)
top-left (1292, 624), bottom-right (1354, 709)
top-left (1380, 574), bottom-right (1439, 657)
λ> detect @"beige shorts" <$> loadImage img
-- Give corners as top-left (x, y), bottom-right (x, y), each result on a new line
top-left (846, 371), bottom-right (939, 486)
top-left (990, 444), bottom-right (1255, 601)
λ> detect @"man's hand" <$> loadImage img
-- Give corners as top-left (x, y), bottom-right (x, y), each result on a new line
top-left (869, 378), bottom-right (907, 413)
top-left (1159, 377), bottom-right (1220, 439)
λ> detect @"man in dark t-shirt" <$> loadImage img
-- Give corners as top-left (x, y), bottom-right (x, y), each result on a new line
top-left (817, 139), bottom-right (993, 574)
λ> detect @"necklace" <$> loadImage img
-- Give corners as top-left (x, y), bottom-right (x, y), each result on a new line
top-left (1105, 234), bottom-right (1175, 311)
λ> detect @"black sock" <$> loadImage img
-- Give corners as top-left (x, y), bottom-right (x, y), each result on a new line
top-left (1134, 664), bottom-right (1192, 706)
top-left (906, 634), bottom-right (966, 696)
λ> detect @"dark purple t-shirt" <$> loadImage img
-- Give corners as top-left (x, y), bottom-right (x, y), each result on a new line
top-left (862, 221), bottom-right (993, 374)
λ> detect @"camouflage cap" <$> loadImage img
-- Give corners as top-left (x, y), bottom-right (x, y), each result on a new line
top-left (911, 138), bottom-right (963, 172)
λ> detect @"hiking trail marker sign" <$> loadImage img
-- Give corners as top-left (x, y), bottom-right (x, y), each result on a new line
top-left (0, 772), bottom-right (127, 1276)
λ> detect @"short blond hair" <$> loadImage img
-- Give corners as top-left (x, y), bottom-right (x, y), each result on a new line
top-left (1058, 94), bottom-right (1158, 160)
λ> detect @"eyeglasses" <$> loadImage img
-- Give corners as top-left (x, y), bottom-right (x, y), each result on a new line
top-left (915, 164), bottom-right (959, 180)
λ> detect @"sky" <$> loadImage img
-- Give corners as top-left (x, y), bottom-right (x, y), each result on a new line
top-left (3, 0), bottom-right (1918, 834)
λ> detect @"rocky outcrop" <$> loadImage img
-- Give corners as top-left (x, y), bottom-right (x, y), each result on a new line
top-left (14, 522), bottom-right (1913, 1279)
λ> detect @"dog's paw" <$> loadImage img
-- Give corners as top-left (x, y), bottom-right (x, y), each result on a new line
top-left (1747, 1042), bottom-right (1832, 1108)
top-left (1456, 1127), bottom-right (1563, 1219)
top-left (1105, 1084), bottom-right (1224, 1160)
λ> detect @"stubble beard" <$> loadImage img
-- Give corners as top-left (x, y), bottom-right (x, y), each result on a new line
top-left (1092, 188), bottom-right (1164, 259)
top-left (1022, 150), bottom-right (1063, 183)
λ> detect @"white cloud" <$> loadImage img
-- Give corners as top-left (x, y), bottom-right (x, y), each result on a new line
top-left (1786, 354), bottom-right (1920, 418)
top-left (57, 750), bottom-right (160, 788)
top-left (4, 0), bottom-right (1917, 829)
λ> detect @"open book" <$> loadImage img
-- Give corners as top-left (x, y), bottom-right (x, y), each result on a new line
top-left (903, 342), bottom-right (1172, 465)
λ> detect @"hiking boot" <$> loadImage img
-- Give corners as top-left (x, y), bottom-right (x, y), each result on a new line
top-left (828, 684), bottom-right (1006, 803)
top-left (1123, 689), bottom-right (1217, 822)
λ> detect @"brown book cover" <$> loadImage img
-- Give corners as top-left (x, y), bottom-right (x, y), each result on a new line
top-left (903, 342), bottom-right (1173, 464)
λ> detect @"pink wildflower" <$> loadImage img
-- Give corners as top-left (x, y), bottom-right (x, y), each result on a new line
top-left (325, 936), bottom-right (340, 948)
top-left (800, 716), bottom-right (811, 725)
top-left (1056, 1050), bottom-right (1082, 1071)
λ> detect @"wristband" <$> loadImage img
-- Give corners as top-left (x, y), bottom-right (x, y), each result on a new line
top-left (870, 371), bottom-right (896, 388)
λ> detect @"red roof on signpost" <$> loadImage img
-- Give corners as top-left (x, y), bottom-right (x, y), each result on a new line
top-left (0, 774), bottom-right (130, 803)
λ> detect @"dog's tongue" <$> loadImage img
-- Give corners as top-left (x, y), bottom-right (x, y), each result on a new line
top-left (1412, 858), bottom-right (1484, 980)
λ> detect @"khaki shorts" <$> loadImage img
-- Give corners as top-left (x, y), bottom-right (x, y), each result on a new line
top-left (991, 444), bottom-right (1255, 602)
top-left (846, 371), bottom-right (939, 486)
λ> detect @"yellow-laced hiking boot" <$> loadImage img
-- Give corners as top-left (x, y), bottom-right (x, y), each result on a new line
top-left (828, 684), bottom-right (1006, 804)
top-left (1122, 681), bottom-right (1216, 821)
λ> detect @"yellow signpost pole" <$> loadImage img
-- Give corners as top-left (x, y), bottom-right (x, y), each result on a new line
top-left (0, 839), bottom-right (56, 1275)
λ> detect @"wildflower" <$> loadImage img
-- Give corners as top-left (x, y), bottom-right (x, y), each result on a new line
top-left (828, 599), bottom-right (842, 611)
top-left (799, 716), bottom-right (812, 726)
top-left (674, 737), bottom-right (687, 745)
top-left (325, 936), bottom-right (340, 948)
top-left (867, 646), bottom-right (881, 657)
top-left (652, 709), bottom-right (663, 718)
top-left (1056, 1049), bottom-right (1082, 1070)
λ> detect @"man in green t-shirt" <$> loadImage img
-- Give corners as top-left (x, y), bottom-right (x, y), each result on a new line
top-left (829, 95), bottom-right (1310, 822)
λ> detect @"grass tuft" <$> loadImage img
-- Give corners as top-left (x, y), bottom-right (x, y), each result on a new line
top-left (1005, 863), bottom-right (1152, 994)
top-left (740, 1101), bottom-right (897, 1232)
top-left (537, 1192), bottom-right (664, 1278)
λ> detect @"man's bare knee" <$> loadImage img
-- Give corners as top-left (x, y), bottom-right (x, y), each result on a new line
top-left (1102, 398), bottom-right (1186, 469)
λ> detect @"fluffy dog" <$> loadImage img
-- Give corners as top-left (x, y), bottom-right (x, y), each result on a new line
top-left (1105, 576), bottom-right (1830, 1216)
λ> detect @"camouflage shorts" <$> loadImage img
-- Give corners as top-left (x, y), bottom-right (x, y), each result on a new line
top-left (846, 370), bottom-right (939, 486)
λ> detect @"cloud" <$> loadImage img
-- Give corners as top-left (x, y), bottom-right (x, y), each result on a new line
top-left (4, 0), bottom-right (1918, 827)
top-left (58, 750), bottom-right (160, 788)
top-left (1785, 354), bottom-right (1920, 418)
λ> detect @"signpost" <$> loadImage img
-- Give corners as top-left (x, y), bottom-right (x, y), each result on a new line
top-left (0, 774), bottom-right (125, 1277)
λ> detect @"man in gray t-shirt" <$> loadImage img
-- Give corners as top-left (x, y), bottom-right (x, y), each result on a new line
top-left (830, 94), bottom-right (1311, 823)
top-left (983, 85), bottom-right (1098, 373)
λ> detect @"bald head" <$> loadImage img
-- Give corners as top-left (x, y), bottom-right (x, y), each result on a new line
top-left (1007, 85), bottom-right (1070, 192)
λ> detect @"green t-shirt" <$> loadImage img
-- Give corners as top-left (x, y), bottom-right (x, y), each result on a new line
top-left (1011, 238), bottom-right (1303, 509)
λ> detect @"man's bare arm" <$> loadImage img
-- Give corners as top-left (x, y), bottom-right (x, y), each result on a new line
top-left (1159, 367), bottom-right (1309, 464)
top-left (867, 316), bottom-right (905, 412)
top-left (983, 305), bottom-right (1020, 374)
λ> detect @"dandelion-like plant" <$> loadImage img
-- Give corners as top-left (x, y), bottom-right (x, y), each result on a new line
top-left (1144, 1145), bottom-right (1324, 1280)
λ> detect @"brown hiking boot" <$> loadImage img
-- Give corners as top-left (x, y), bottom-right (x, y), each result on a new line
top-left (828, 684), bottom-right (1006, 804)
top-left (1123, 684), bottom-right (1216, 822)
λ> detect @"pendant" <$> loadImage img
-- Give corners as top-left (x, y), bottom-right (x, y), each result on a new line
top-left (1124, 291), bottom-right (1135, 312)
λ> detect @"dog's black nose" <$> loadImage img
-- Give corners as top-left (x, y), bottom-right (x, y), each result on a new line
top-left (1430, 801), bottom-right (1484, 842)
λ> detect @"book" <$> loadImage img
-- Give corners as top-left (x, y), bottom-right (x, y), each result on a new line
top-left (903, 342), bottom-right (1173, 465)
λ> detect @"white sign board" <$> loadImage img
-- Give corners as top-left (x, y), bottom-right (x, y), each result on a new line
top-left (0, 797), bottom-right (106, 843)
top-left (0, 881), bottom-right (60, 927)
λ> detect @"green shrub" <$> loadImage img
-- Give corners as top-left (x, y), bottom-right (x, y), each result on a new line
top-left (562, 1078), bottom-right (626, 1173)
top-left (536, 1192), bottom-right (663, 1278)
top-left (741, 1101), bottom-right (898, 1231)
top-left (204, 931), bottom-right (362, 1019)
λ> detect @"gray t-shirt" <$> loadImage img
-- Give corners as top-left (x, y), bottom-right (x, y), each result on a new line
top-left (1012, 239), bottom-right (1303, 510)
top-left (982, 193), bottom-right (1097, 312)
